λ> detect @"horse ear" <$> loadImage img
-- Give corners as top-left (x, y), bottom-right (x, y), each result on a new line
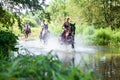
top-left (74, 23), bottom-right (75, 25)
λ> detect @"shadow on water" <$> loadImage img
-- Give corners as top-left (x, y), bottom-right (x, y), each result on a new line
top-left (16, 35), bottom-right (120, 80)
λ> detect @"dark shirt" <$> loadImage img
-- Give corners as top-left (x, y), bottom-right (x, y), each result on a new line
top-left (63, 22), bottom-right (70, 29)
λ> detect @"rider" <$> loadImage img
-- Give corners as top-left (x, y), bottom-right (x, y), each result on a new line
top-left (40, 20), bottom-right (48, 32)
top-left (61, 17), bottom-right (71, 39)
top-left (40, 20), bottom-right (48, 38)
top-left (23, 24), bottom-right (31, 37)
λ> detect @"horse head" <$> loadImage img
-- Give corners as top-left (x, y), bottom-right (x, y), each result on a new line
top-left (40, 28), bottom-right (50, 44)
top-left (70, 23), bottom-right (76, 35)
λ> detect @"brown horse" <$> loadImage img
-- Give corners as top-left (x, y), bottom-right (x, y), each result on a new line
top-left (24, 24), bottom-right (31, 38)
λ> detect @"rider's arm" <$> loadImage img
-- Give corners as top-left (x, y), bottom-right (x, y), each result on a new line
top-left (62, 26), bottom-right (65, 30)
top-left (62, 23), bottom-right (66, 30)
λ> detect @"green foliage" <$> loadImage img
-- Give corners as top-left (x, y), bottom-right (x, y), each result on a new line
top-left (38, 10), bottom-right (51, 23)
top-left (14, 14), bottom-right (23, 31)
top-left (111, 31), bottom-right (120, 47)
top-left (102, 0), bottom-right (120, 29)
top-left (0, 0), bottom-right (46, 31)
top-left (92, 28), bottom-right (112, 45)
top-left (113, 32), bottom-right (120, 43)
top-left (34, 17), bottom-right (41, 24)
top-left (0, 6), bottom-right (15, 28)
top-left (49, 22), bottom-right (62, 35)
top-left (0, 53), bottom-right (98, 80)
top-left (46, 0), bottom-right (68, 23)
top-left (0, 29), bottom-right (18, 57)
top-left (1, 0), bottom-right (44, 12)
top-left (47, 0), bottom-right (120, 29)
top-left (75, 25), bottom-right (120, 47)
top-left (83, 26), bottom-right (94, 36)
top-left (23, 18), bottom-right (38, 27)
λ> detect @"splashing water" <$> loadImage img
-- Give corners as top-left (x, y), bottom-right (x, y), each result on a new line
top-left (17, 34), bottom-right (96, 64)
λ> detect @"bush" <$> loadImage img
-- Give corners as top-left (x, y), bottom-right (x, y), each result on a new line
top-left (23, 18), bottom-right (38, 27)
top-left (0, 30), bottom-right (18, 57)
top-left (0, 53), bottom-right (99, 80)
top-left (49, 22), bottom-right (62, 35)
top-left (92, 28), bottom-right (112, 45)
top-left (111, 31), bottom-right (120, 47)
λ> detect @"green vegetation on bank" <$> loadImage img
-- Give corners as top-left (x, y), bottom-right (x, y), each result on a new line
top-left (0, 29), bottom-right (18, 57)
top-left (92, 28), bottom-right (120, 47)
top-left (0, 53), bottom-right (100, 80)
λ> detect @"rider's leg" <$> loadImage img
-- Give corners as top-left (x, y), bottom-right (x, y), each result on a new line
top-left (72, 43), bottom-right (74, 48)
top-left (40, 29), bottom-right (43, 39)
top-left (72, 35), bottom-right (75, 48)
top-left (26, 31), bottom-right (29, 38)
top-left (61, 30), bottom-right (64, 36)
top-left (24, 31), bottom-right (27, 38)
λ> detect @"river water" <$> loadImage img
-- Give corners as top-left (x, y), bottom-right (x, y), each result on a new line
top-left (15, 35), bottom-right (120, 79)
top-left (16, 35), bottom-right (119, 66)
top-left (15, 34), bottom-right (120, 79)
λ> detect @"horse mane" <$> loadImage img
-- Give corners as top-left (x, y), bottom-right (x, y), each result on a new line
top-left (70, 23), bottom-right (76, 35)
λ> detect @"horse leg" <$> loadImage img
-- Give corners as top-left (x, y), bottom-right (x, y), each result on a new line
top-left (71, 43), bottom-right (74, 49)
top-left (24, 33), bottom-right (27, 38)
top-left (25, 30), bottom-right (28, 38)
top-left (71, 36), bottom-right (75, 49)
top-left (26, 33), bottom-right (28, 38)
top-left (40, 31), bottom-right (42, 39)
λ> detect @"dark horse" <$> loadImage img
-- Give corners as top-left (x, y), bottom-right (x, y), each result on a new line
top-left (59, 23), bottom-right (76, 48)
top-left (24, 25), bottom-right (31, 38)
top-left (39, 28), bottom-right (50, 45)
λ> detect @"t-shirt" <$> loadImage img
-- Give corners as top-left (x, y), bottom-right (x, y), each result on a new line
top-left (63, 22), bottom-right (70, 29)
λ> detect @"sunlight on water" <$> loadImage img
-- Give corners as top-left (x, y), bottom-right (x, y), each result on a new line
top-left (16, 34), bottom-right (97, 68)
top-left (18, 34), bottom-right (96, 53)
top-left (17, 34), bottom-right (118, 73)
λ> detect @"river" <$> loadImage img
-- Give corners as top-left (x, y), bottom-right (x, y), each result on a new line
top-left (16, 35), bottom-right (120, 80)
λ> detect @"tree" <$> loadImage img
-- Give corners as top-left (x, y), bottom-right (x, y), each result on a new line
top-left (0, 0), bottom-right (46, 29)
top-left (0, 0), bottom-right (47, 57)
top-left (46, 0), bottom-right (68, 23)
top-left (47, 0), bottom-right (120, 29)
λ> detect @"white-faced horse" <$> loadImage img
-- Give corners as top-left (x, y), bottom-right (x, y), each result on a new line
top-left (39, 28), bottom-right (50, 45)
